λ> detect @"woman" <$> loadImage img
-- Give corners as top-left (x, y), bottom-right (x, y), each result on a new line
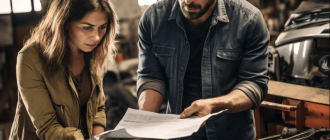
top-left (9, 0), bottom-right (118, 139)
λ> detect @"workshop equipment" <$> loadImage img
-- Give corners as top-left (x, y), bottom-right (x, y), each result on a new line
top-left (256, 0), bottom-right (330, 139)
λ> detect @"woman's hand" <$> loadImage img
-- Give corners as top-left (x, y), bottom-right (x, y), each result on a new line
top-left (92, 125), bottom-right (105, 136)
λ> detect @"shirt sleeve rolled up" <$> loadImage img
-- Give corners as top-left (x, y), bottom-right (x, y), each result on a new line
top-left (233, 81), bottom-right (264, 109)
top-left (136, 77), bottom-right (166, 99)
top-left (235, 10), bottom-right (270, 109)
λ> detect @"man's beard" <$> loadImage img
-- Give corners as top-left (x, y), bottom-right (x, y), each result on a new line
top-left (180, 0), bottom-right (216, 20)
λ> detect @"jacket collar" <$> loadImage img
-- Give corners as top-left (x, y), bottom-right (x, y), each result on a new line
top-left (89, 58), bottom-right (101, 86)
top-left (168, 0), bottom-right (230, 23)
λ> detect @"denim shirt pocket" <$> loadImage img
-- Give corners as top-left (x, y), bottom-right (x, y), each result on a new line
top-left (153, 45), bottom-right (175, 77)
top-left (216, 50), bottom-right (242, 83)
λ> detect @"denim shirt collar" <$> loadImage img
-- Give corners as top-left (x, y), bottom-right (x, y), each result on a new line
top-left (168, 0), bottom-right (230, 23)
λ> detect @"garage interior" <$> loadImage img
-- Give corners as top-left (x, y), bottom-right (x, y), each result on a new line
top-left (0, 0), bottom-right (329, 140)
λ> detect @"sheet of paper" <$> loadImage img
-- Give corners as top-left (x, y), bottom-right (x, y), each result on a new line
top-left (93, 108), bottom-right (227, 140)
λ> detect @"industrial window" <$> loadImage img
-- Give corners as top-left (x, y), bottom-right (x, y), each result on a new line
top-left (0, 0), bottom-right (11, 14)
top-left (0, 0), bottom-right (157, 14)
top-left (0, 0), bottom-right (42, 14)
top-left (138, 0), bottom-right (157, 6)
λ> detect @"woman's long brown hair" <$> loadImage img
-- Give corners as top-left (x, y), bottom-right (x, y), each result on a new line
top-left (24, 0), bottom-right (119, 77)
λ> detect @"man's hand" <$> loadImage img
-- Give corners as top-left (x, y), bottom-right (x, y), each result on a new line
top-left (180, 99), bottom-right (215, 127)
top-left (180, 99), bottom-right (214, 118)
top-left (180, 90), bottom-right (253, 123)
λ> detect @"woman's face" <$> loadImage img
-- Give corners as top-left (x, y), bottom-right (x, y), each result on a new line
top-left (68, 10), bottom-right (108, 52)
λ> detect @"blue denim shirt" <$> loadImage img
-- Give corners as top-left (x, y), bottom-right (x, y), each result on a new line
top-left (137, 0), bottom-right (269, 139)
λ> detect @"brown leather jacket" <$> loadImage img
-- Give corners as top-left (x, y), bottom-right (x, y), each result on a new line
top-left (9, 44), bottom-right (106, 140)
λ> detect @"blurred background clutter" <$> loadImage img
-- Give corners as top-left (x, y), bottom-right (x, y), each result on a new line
top-left (0, 0), bottom-right (329, 140)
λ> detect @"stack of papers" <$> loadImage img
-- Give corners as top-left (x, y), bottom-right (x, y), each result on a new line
top-left (92, 108), bottom-right (227, 140)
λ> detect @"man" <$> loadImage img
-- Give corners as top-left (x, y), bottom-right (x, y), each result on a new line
top-left (136, 0), bottom-right (269, 139)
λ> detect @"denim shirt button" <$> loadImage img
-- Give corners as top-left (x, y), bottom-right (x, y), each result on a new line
top-left (180, 66), bottom-right (184, 70)
top-left (179, 88), bottom-right (182, 93)
top-left (184, 41), bottom-right (188, 44)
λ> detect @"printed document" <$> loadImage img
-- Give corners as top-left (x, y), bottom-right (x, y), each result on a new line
top-left (92, 108), bottom-right (227, 140)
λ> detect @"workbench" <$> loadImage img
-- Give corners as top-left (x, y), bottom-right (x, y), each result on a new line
top-left (255, 80), bottom-right (330, 138)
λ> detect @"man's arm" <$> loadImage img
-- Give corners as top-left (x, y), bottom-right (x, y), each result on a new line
top-left (139, 89), bottom-right (163, 112)
top-left (136, 8), bottom-right (167, 112)
top-left (181, 11), bottom-right (269, 118)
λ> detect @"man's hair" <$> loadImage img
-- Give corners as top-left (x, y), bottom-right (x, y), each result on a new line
top-left (24, 0), bottom-right (119, 77)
